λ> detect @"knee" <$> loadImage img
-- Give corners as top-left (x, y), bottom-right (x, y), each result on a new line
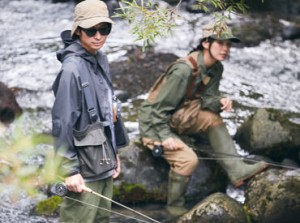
top-left (189, 153), bottom-right (199, 170)
top-left (211, 114), bottom-right (223, 127)
top-left (201, 111), bottom-right (223, 129)
top-left (182, 152), bottom-right (199, 175)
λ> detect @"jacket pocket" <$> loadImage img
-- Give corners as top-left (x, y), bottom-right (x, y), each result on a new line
top-left (73, 122), bottom-right (117, 179)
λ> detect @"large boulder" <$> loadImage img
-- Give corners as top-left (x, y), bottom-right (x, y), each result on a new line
top-left (176, 192), bottom-right (247, 223)
top-left (234, 108), bottom-right (300, 164)
top-left (244, 168), bottom-right (300, 223)
top-left (0, 82), bottom-right (22, 124)
top-left (165, 168), bottom-right (300, 223)
top-left (114, 140), bottom-right (227, 205)
top-left (110, 46), bottom-right (178, 98)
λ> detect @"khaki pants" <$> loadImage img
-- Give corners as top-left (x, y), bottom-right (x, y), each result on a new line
top-left (178, 109), bottom-right (223, 135)
top-left (142, 109), bottom-right (223, 176)
top-left (59, 177), bottom-right (113, 223)
top-left (143, 137), bottom-right (198, 176)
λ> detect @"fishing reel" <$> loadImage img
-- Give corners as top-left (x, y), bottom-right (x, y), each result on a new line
top-left (152, 145), bottom-right (164, 157)
top-left (50, 182), bottom-right (68, 197)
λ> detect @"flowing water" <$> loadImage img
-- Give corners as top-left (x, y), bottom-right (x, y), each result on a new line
top-left (1, 0), bottom-right (300, 222)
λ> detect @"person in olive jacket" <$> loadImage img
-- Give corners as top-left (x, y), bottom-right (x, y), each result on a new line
top-left (138, 22), bottom-right (268, 216)
top-left (51, 0), bottom-right (127, 222)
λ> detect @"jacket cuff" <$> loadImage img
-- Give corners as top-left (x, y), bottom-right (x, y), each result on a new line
top-left (67, 169), bottom-right (80, 177)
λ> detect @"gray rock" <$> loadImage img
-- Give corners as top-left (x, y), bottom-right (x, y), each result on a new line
top-left (177, 192), bottom-right (247, 223)
top-left (0, 82), bottom-right (22, 124)
top-left (245, 168), bottom-right (300, 223)
top-left (235, 108), bottom-right (300, 163)
top-left (114, 140), bottom-right (227, 204)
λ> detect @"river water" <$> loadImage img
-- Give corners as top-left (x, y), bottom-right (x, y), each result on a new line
top-left (1, 0), bottom-right (300, 222)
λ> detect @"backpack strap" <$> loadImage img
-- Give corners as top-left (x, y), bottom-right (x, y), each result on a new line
top-left (180, 51), bottom-right (200, 101)
top-left (147, 60), bottom-right (183, 102)
top-left (147, 51), bottom-right (201, 103)
top-left (80, 78), bottom-right (99, 123)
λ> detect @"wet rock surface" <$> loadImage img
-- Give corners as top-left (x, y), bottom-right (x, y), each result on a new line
top-left (177, 192), bottom-right (247, 223)
top-left (115, 140), bottom-right (227, 205)
top-left (245, 168), bottom-right (300, 223)
top-left (0, 82), bottom-right (22, 124)
top-left (235, 108), bottom-right (300, 164)
top-left (110, 46), bottom-right (179, 98)
top-left (166, 168), bottom-right (300, 223)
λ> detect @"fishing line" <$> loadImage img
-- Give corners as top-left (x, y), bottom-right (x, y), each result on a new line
top-left (65, 196), bottom-right (151, 223)
top-left (196, 149), bottom-right (299, 170)
top-left (153, 145), bottom-right (299, 170)
top-left (81, 185), bottom-right (160, 223)
top-left (52, 183), bottom-right (160, 223)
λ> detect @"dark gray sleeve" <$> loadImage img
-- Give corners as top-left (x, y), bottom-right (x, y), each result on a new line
top-left (51, 67), bottom-right (82, 176)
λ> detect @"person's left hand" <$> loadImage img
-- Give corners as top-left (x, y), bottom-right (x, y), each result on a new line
top-left (112, 155), bottom-right (121, 179)
top-left (220, 97), bottom-right (233, 112)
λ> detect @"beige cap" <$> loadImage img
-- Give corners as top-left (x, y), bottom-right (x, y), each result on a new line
top-left (71, 0), bottom-right (114, 37)
top-left (202, 22), bottom-right (240, 43)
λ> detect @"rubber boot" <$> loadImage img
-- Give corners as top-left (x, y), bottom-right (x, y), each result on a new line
top-left (166, 171), bottom-right (189, 216)
top-left (208, 124), bottom-right (268, 188)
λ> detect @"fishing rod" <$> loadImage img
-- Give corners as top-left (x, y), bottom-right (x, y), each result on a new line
top-left (152, 145), bottom-right (299, 170)
top-left (51, 183), bottom-right (160, 223)
top-left (197, 149), bottom-right (300, 170)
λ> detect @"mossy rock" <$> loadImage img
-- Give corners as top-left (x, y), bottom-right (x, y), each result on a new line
top-left (113, 183), bottom-right (165, 204)
top-left (34, 195), bottom-right (62, 216)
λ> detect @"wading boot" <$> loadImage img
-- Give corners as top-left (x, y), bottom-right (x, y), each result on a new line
top-left (166, 171), bottom-right (189, 216)
top-left (208, 124), bottom-right (268, 187)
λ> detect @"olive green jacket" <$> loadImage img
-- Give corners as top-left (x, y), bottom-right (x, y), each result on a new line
top-left (138, 50), bottom-right (224, 142)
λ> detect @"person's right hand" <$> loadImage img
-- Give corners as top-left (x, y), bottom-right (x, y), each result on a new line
top-left (220, 97), bottom-right (233, 112)
top-left (65, 173), bottom-right (85, 193)
top-left (162, 137), bottom-right (180, 151)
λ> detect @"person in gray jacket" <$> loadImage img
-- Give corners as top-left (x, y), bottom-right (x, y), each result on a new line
top-left (51, 0), bottom-right (127, 222)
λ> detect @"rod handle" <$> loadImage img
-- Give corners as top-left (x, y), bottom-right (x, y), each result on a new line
top-left (81, 185), bottom-right (93, 192)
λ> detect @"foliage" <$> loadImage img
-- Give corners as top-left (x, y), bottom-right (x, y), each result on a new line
top-left (114, 0), bottom-right (179, 50)
top-left (0, 116), bottom-right (64, 197)
top-left (194, 0), bottom-right (249, 15)
top-left (114, 0), bottom-right (257, 50)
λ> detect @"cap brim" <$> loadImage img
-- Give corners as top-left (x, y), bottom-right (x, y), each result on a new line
top-left (210, 34), bottom-right (240, 43)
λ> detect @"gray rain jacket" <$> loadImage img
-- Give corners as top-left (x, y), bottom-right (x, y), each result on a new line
top-left (52, 32), bottom-right (117, 181)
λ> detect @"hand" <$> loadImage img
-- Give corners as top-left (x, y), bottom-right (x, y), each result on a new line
top-left (112, 155), bottom-right (121, 179)
top-left (65, 173), bottom-right (85, 193)
top-left (162, 137), bottom-right (180, 151)
top-left (220, 97), bottom-right (233, 112)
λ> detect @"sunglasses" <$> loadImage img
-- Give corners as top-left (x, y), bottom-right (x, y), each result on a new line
top-left (80, 24), bottom-right (111, 37)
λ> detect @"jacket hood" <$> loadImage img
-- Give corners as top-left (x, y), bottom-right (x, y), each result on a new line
top-left (56, 30), bottom-right (96, 64)
top-left (60, 30), bottom-right (75, 48)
